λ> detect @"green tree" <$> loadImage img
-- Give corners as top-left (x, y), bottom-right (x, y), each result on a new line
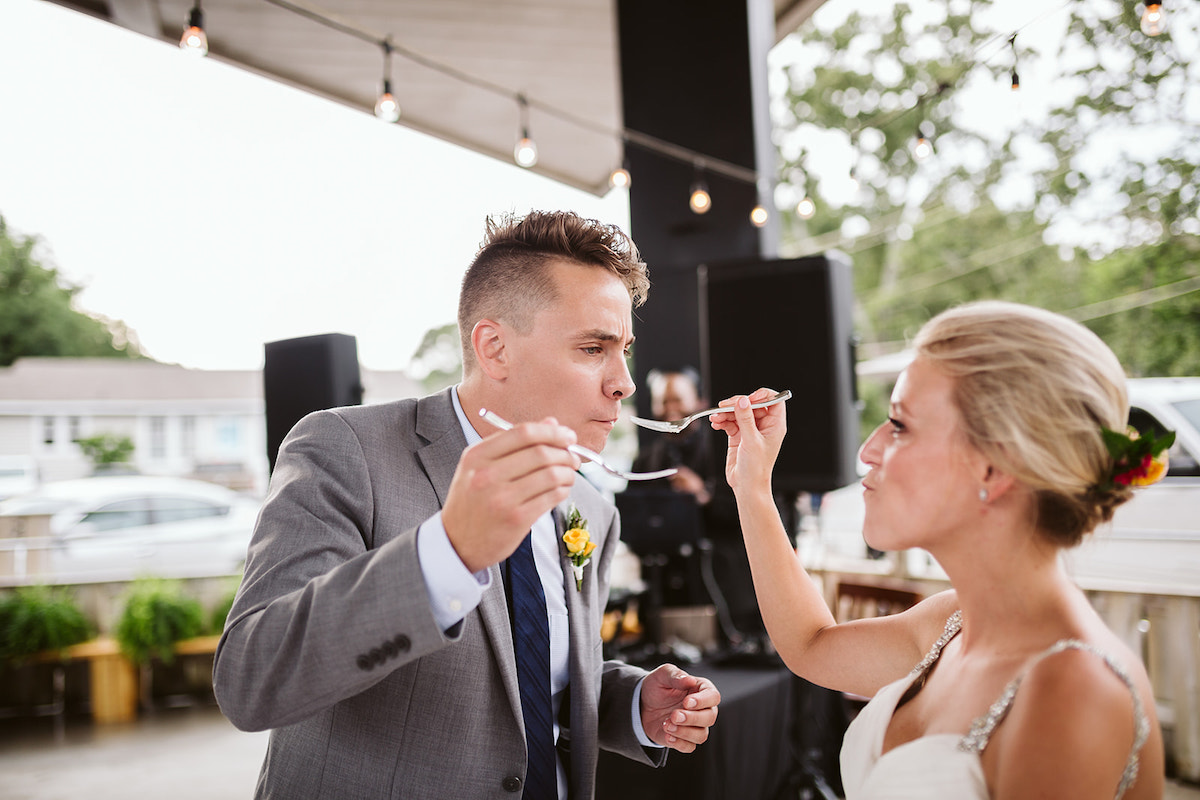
top-left (1038, 2), bottom-right (1199, 253)
top-left (76, 434), bottom-right (135, 467)
top-left (0, 214), bottom-right (145, 367)
top-left (772, 0), bottom-right (1200, 390)
top-left (408, 322), bottom-right (461, 393)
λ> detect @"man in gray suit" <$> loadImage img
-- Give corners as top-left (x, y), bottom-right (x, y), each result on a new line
top-left (214, 210), bottom-right (721, 799)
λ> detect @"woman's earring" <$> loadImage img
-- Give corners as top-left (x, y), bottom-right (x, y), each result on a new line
top-left (979, 488), bottom-right (989, 503)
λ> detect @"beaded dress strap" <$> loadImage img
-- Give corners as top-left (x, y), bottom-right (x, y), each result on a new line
top-left (956, 639), bottom-right (1149, 800)
top-left (910, 610), bottom-right (963, 677)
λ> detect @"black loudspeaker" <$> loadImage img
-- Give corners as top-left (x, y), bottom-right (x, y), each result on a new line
top-left (700, 254), bottom-right (859, 493)
top-left (263, 333), bottom-right (364, 473)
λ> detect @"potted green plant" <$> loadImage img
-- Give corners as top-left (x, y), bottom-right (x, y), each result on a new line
top-left (113, 578), bottom-right (203, 665)
top-left (0, 585), bottom-right (92, 663)
top-left (0, 586), bottom-right (92, 713)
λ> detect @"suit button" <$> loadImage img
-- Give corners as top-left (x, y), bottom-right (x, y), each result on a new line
top-left (502, 776), bottom-right (522, 793)
top-left (356, 654), bottom-right (372, 671)
top-left (393, 634), bottom-right (411, 652)
top-left (381, 639), bottom-right (397, 658)
top-left (370, 648), bottom-right (385, 666)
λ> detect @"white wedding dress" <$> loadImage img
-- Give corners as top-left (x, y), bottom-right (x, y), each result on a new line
top-left (839, 612), bottom-right (1149, 800)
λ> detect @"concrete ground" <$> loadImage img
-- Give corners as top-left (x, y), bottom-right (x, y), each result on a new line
top-left (0, 705), bottom-right (267, 800)
top-left (1, 704), bottom-right (1198, 799)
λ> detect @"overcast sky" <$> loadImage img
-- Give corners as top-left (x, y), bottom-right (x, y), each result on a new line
top-left (0, 0), bottom-right (629, 373)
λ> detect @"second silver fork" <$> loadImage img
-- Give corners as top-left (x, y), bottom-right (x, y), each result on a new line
top-left (630, 389), bottom-right (792, 434)
top-left (478, 409), bottom-right (678, 482)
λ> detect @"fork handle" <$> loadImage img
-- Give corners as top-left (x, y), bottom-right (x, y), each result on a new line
top-left (567, 443), bottom-right (604, 465)
top-left (722, 388), bottom-right (792, 415)
top-left (479, 408), bottom-right (676, 480)
top-left (481, 410), bottom-right (599, 461)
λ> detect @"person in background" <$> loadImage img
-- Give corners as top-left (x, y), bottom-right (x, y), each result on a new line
top-left (214, 210), bottom-right (721, 799)
top-left (632, 368), bottom-right (715, 506)
top-left (713, 300), bottom-right (1164, 799)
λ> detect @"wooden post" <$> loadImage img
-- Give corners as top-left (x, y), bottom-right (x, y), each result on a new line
top-left (1164, 596), bottom-right (1200, 781)
top-left (66, 639), bottom-right (139, 724)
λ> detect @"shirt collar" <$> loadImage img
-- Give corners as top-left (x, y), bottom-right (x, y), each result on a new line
top-left (450, 384), bottom-right (483, 447)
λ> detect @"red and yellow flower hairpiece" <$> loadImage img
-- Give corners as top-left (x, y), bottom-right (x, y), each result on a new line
top-left (1099, 426), bottom-right (1175, 490)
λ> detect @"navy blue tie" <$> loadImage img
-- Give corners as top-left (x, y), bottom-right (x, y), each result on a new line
top-left (507, 532), bottom-right (556, 800)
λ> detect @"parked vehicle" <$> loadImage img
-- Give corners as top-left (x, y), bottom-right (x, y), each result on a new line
top-left (815, 377), bottom-right (1200, 593)
top-left (1064, 378), bottom-right (1200, 593)
top-left (0, 475), bottom-right (261, 583)
top-left (0, 456), bottom-right (38, 501)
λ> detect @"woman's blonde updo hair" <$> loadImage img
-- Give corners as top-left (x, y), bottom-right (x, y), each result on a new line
top-left (912, 300), bottom-right (1131, 547)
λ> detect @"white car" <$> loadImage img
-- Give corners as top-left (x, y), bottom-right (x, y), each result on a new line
top-left (0, 455), bottom-right (38, 501)
top-left (0, 475), bottom-right (261, 583)
top-left (1065, 378), bottom-right (1200, 593)
top-left (815, 377), bottom-right (1200, 593)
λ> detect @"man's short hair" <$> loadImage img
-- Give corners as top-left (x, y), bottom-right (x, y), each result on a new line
top-left (457, 210), bottom-right (650, 373)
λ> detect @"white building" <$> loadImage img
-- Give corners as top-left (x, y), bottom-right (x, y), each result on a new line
top-left (0, 358), bottom-right (424, 496)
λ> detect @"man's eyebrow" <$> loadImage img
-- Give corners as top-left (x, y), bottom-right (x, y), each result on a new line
top-left (576, 329), bottom-right (635, 347)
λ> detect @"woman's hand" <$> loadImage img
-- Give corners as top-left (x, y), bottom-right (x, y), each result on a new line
top-left (709, 387), bottom-right (787, 494)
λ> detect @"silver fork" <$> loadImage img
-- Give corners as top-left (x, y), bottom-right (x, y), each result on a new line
top-left (478, 409), bottom-right (679, 482)
top-left (629, 389), bottom-right (792, 434)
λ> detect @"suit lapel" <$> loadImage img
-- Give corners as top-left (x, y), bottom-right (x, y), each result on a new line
top-left (413, 389), bottom-right (465, 509)
top-left (560, 489), bottom-right (604, 799)
top-left (412, 390), bottom-right (524, 725)
top-left (480, 564), bottom-right (523, 728)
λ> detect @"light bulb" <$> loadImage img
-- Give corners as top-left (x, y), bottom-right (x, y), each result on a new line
top-left (913, 136), bottom-right (933, 161)
top-left (1011, 70), bottom-right (1020, 91)
top-left (180, 6), bottom-right (207, 56)
top-left (848, 167), bottom-right (860, 191)
top-left (796, 197), bottom-right (816, 219)
top-left (750, 205), bottom-right (769, 227)
top-left (514, 134), bottom-right (538, 168)
top-left (689, 183), bottom-right (711, 214)
top-left (1141, 2), bottom-right (1164, 36)
top-left (609, 166), bottom-right (631, 189)
top-left (375, 80), bottom-right (400, 122)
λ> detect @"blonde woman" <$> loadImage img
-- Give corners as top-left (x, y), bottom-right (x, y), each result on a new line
top-left (711, 301), bottom-right (1165, 799)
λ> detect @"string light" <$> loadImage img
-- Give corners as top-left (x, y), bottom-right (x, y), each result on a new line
top-left (513, 94), bottom-right (538, 168)
top-left (374, 41), bottom-right (400, 123)
top-left (913, 119), bottom-right (934, 161)
top-left (1141, 1), bottom-right (1164, 36)
top-left (609, 158), bottom-right (632, 189)
top-left (689, 164), bottom-right (712, 214)
top-left (797, 196), bottom-right (816, 219)
top-left (913, 130), bottom-right (933, 160)
top-left (1009, 34), bottom-right (1020, 90)
top-left (750, 204), bottom-right (769, 227)
top-left (179, 1), bottom-right (208, 56)
top-left (171, 0), bottom-right (1118, 226)
top-left (242, 0), bottom-right (771, 222)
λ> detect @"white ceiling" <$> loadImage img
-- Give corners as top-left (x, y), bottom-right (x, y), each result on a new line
top-left (47, 0), bottom-right (826, 195)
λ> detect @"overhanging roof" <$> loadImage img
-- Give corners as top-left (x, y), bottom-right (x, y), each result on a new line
top-left (44, 0), bottom-right (826, 195)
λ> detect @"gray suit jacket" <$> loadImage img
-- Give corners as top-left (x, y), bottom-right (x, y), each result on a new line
top-left (213, 388), bottom-right (660, 799)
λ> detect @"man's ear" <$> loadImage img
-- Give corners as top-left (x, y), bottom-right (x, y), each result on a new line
top-left (471, 319), bottom-right (508, 380)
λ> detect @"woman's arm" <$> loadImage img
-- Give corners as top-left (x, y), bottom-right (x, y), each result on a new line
top-left (712, 391), bottom-right (954, 696)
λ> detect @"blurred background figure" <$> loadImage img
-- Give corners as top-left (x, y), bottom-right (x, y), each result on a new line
top-left (616, 368), bottom-right (727, 663)
top-left (631, 368), bottom-right (715, 506)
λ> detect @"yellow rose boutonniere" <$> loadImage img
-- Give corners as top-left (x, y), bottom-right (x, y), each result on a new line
top-left (562, 505), bottom-right (596, 592)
